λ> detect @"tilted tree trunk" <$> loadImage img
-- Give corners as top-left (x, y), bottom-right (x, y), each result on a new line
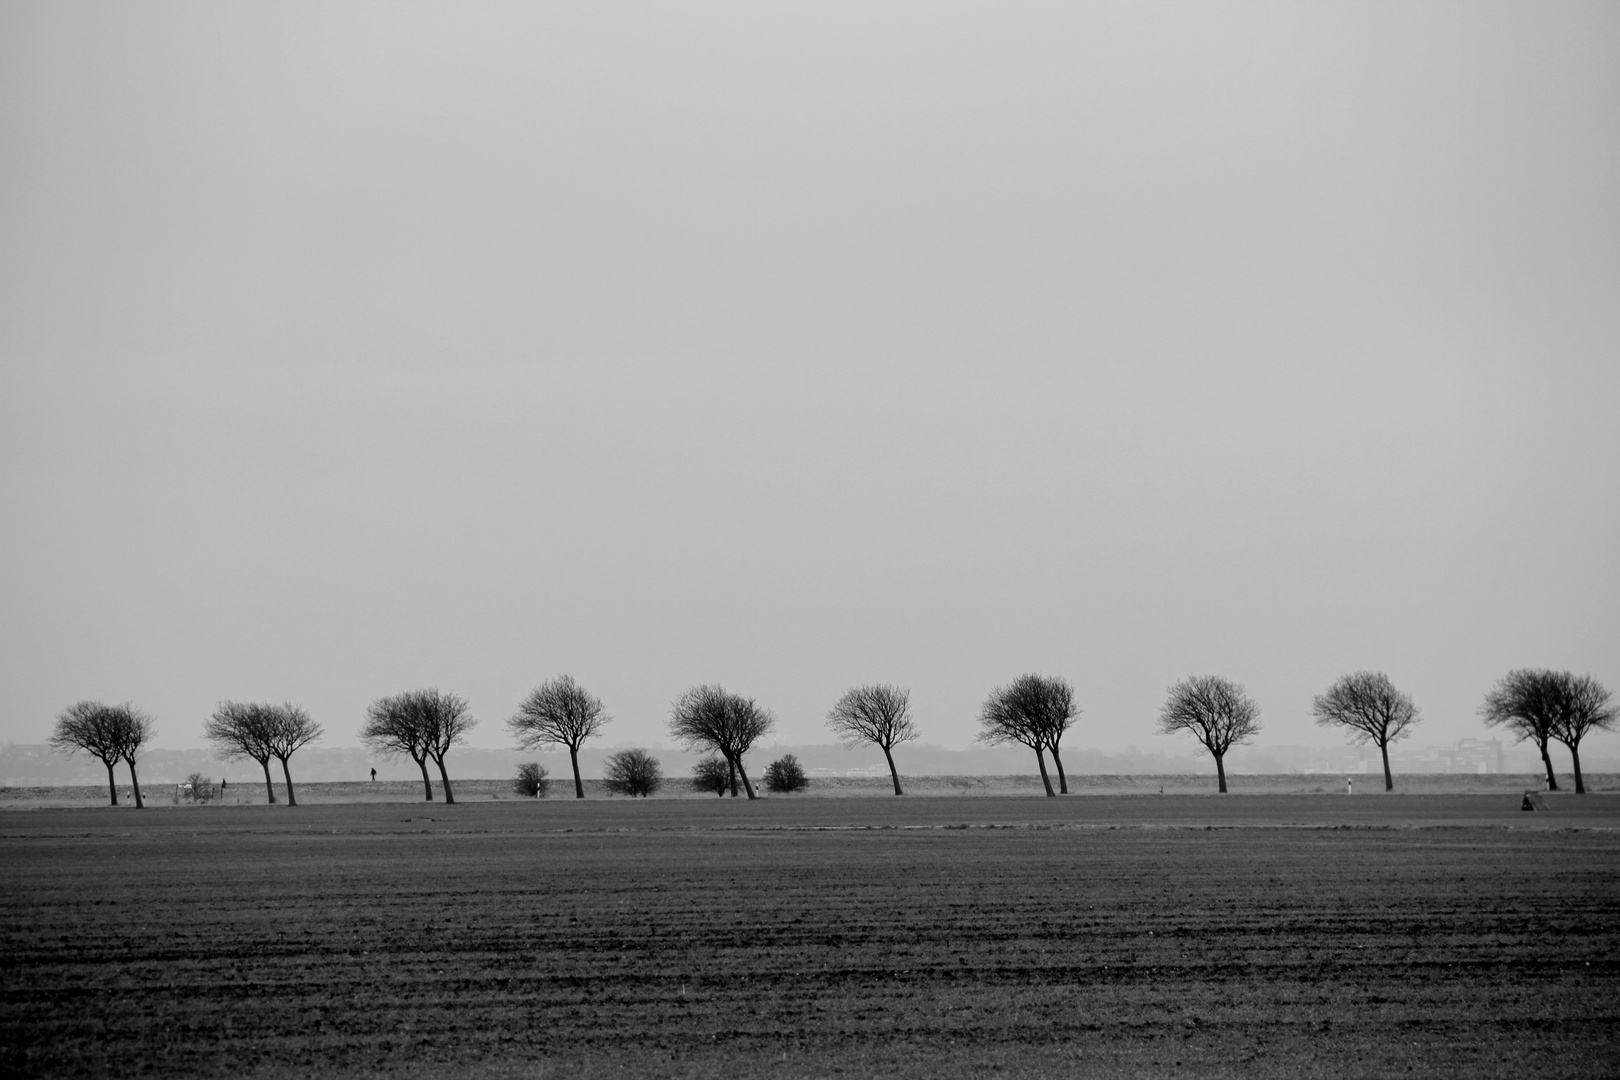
top-left (735, 755), bottom-right (757, 799)
top-left (432, 754), bottom-right (455, 804)
top-left (1049, 743), bottom-right (1069, 794)
top-left (279, 756), bottom-right (298, 806)
top-left (1379, 741), bottom-right (1393, 792)
top-left (569, 746), bottom-right (585, 799)
top-left (725, 755), bottom-right (739, 797)
top-left (1539, 738), bottom-right (1558, 791)
top-left (881, 744), bottom-right (903, 796)
top-left (1567, 741), bottom-right (1585, 795)
top-left (127, 759), bottom-right (145, 808)
top-left (260, 758), bottom-right (278, 804)
top-left (104, 760), bottom-right (118, 806)
top-left (1214, 751), bottom-right (1228, 794)
top-left (1033, 746), bottom-right (1055, 797)
top-left (413, 754), bottom-right (434, 801)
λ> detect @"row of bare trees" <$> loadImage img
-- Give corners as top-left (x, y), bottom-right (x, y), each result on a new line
top-left (47, 667), bottom-right (1614, 806)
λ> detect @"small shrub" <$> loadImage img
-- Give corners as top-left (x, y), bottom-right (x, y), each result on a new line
top-left (603, 749), bottom-right (663, 797)
top-left (184, 773), bottom-right (215, 803)
top-left (514, 762), bottom-right (549, 798)
top-left (692, 755), bottom-right (731, 797)
top-left (764, 754), bottom-right (808, 794)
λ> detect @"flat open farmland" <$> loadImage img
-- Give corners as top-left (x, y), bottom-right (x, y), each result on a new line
top-left (4, 795), bottom-right (1618, 1078)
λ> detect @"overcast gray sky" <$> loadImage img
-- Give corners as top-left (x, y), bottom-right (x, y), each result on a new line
top-left (3, 2), bottom-right (1617, 758)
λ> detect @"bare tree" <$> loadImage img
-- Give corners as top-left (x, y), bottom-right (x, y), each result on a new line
top-left (692, 755), bottom-right (730, 797)
top-left (261, 703), bottom-right (322, 806)
top-left (1554, 675), bottom-right (1616, 795)
top-left (361, 695), bottom-right (438, 801)
top-left (976, 675), bottom-right (1077, 796)
top-left (826, 684), bottom-right (920, 795)
top-left (1483, 669), bottom-right (1615, 794)
top-left (50, 701), bottom-right (139, 806)
top-left (667, 685), bottom-right (774, 799)
top-left (204, 701), bottom-right (282, 804)
top-left (508, 675), bottom-right (610, 799)
top-left (603, 749), bottom-right (663, 797)
top-left (1157, 675), bottom-right (1260, 793)
top-left (513, 762), bottom-right (549, 798)
top-left (1312, 672), bottom-right (1420, 792)
top-left (421, 691), bottom-right (474, 804)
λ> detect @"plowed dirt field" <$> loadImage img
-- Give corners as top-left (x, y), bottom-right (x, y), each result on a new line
top-left (3, 794), bottom-right (1617, 1078)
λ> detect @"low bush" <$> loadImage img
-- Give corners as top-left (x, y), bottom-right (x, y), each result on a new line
top-left (692, 755), bottom-right (731, 797)
top-left (604, 749), bottom-right (663, 797)
top-left (764, 754), bottom-right (808, 794)
top-left (184, 773), bottom-right (215, 803)
top-left (514, 762), bottom-right (549, 798)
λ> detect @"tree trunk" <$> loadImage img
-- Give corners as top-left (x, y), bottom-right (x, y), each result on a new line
top-left (1033, 746), bottom-right (1055, 797)
top-left (1539, 738), bottom-right (1558, 791)
top-left (1568, 741), bottom-right (1585, 795)
top-left (569, 746), bottom-right (585, 798)
top-left (725, 755), bottom-right (739, 797)
top-left (433, 754), bottom-right (455, 804)
top-left (279, 756), bottom-right (298, 806)
top-left (1379, 741), bottom-right (1393, 792)
top-left (736, 756), bottom-right (757, 800)
top-left (260, 758), bottom-right (278, 804)
top-left (127, 760), bottom-right (144, 808)
top-left (105, 761), bottom-right (118, 806)
top-left (414, 754), bottom-right (434, 801)
top-left (1049, 743), bottom-right (1068, 794)
top-left (1214, 751), bottom-right (1227, 794)
top-left (881, 744), bottom-right (903, 796)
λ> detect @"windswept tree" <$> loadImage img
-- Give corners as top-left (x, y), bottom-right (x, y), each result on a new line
top-left (508, 676), bottom-right (610, 799)
top-left (263, 704), bottom-right (322, 806)
top-left (419, 690), bottom-right (475, 804)
top-left (1157, 675), bottom-right (1260, 793)
top-left (361, 695), bottom-right (438, 801)
top-left (204, 701), bottom-right (282, 804)
top-left (976, 675), bottom-right (1077, 796)
top-left (668, 685), bottom-right (774, 799)
top-left (826, 684), bottom-right (920, 795)
top-left (1483, 669), bottom-right (1616, 794)
top-left (1312, 672), bottom-right (1420, 792)
top-left (366, 689), bottom-right (476, 804)
top-left (51, 701), bottom-right (150, 807)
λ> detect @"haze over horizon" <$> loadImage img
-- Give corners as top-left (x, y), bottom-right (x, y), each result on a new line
top-left (3, 4), bottom-right (1617, 760)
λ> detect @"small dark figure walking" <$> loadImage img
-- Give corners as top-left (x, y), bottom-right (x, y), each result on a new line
top-left (370, 767), bottom-right (377, 782)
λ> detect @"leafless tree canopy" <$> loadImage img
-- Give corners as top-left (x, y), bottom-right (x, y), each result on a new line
top-left (508, 675), bottom-right (611, 798)
top-left (51, 700), bottom-right (153, 807)
top-left (206, 701), bottom-right (321, 805)
top-left (976, 674), bottom-right (1078, 796)
top-left (1311, 671), bottom-right (1420, 791)
top-left (1482, 669), bottom-right (1616, 794)
top-left (365, 689), bottom-right (476, 804)
top-left (825, 684), bottom-right (919, 795)
top-left (361, 695), bottom-right (437, 801)
top-left (266, 704), bottom-right (322, 806)
top-left (691, 755), bottom-right (730, 797)
top-left (667, 685), bottom-right (774, 799)
top-left (602, 749), bottom-right (663, 798)
top-left (206, 701), bottom-right (281, 804)
top-left (1157, 675), bottom-right (1260, 793)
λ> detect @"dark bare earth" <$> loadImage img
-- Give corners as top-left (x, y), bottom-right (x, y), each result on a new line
top-left (3, 794), bottom-right (1618, 1078)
